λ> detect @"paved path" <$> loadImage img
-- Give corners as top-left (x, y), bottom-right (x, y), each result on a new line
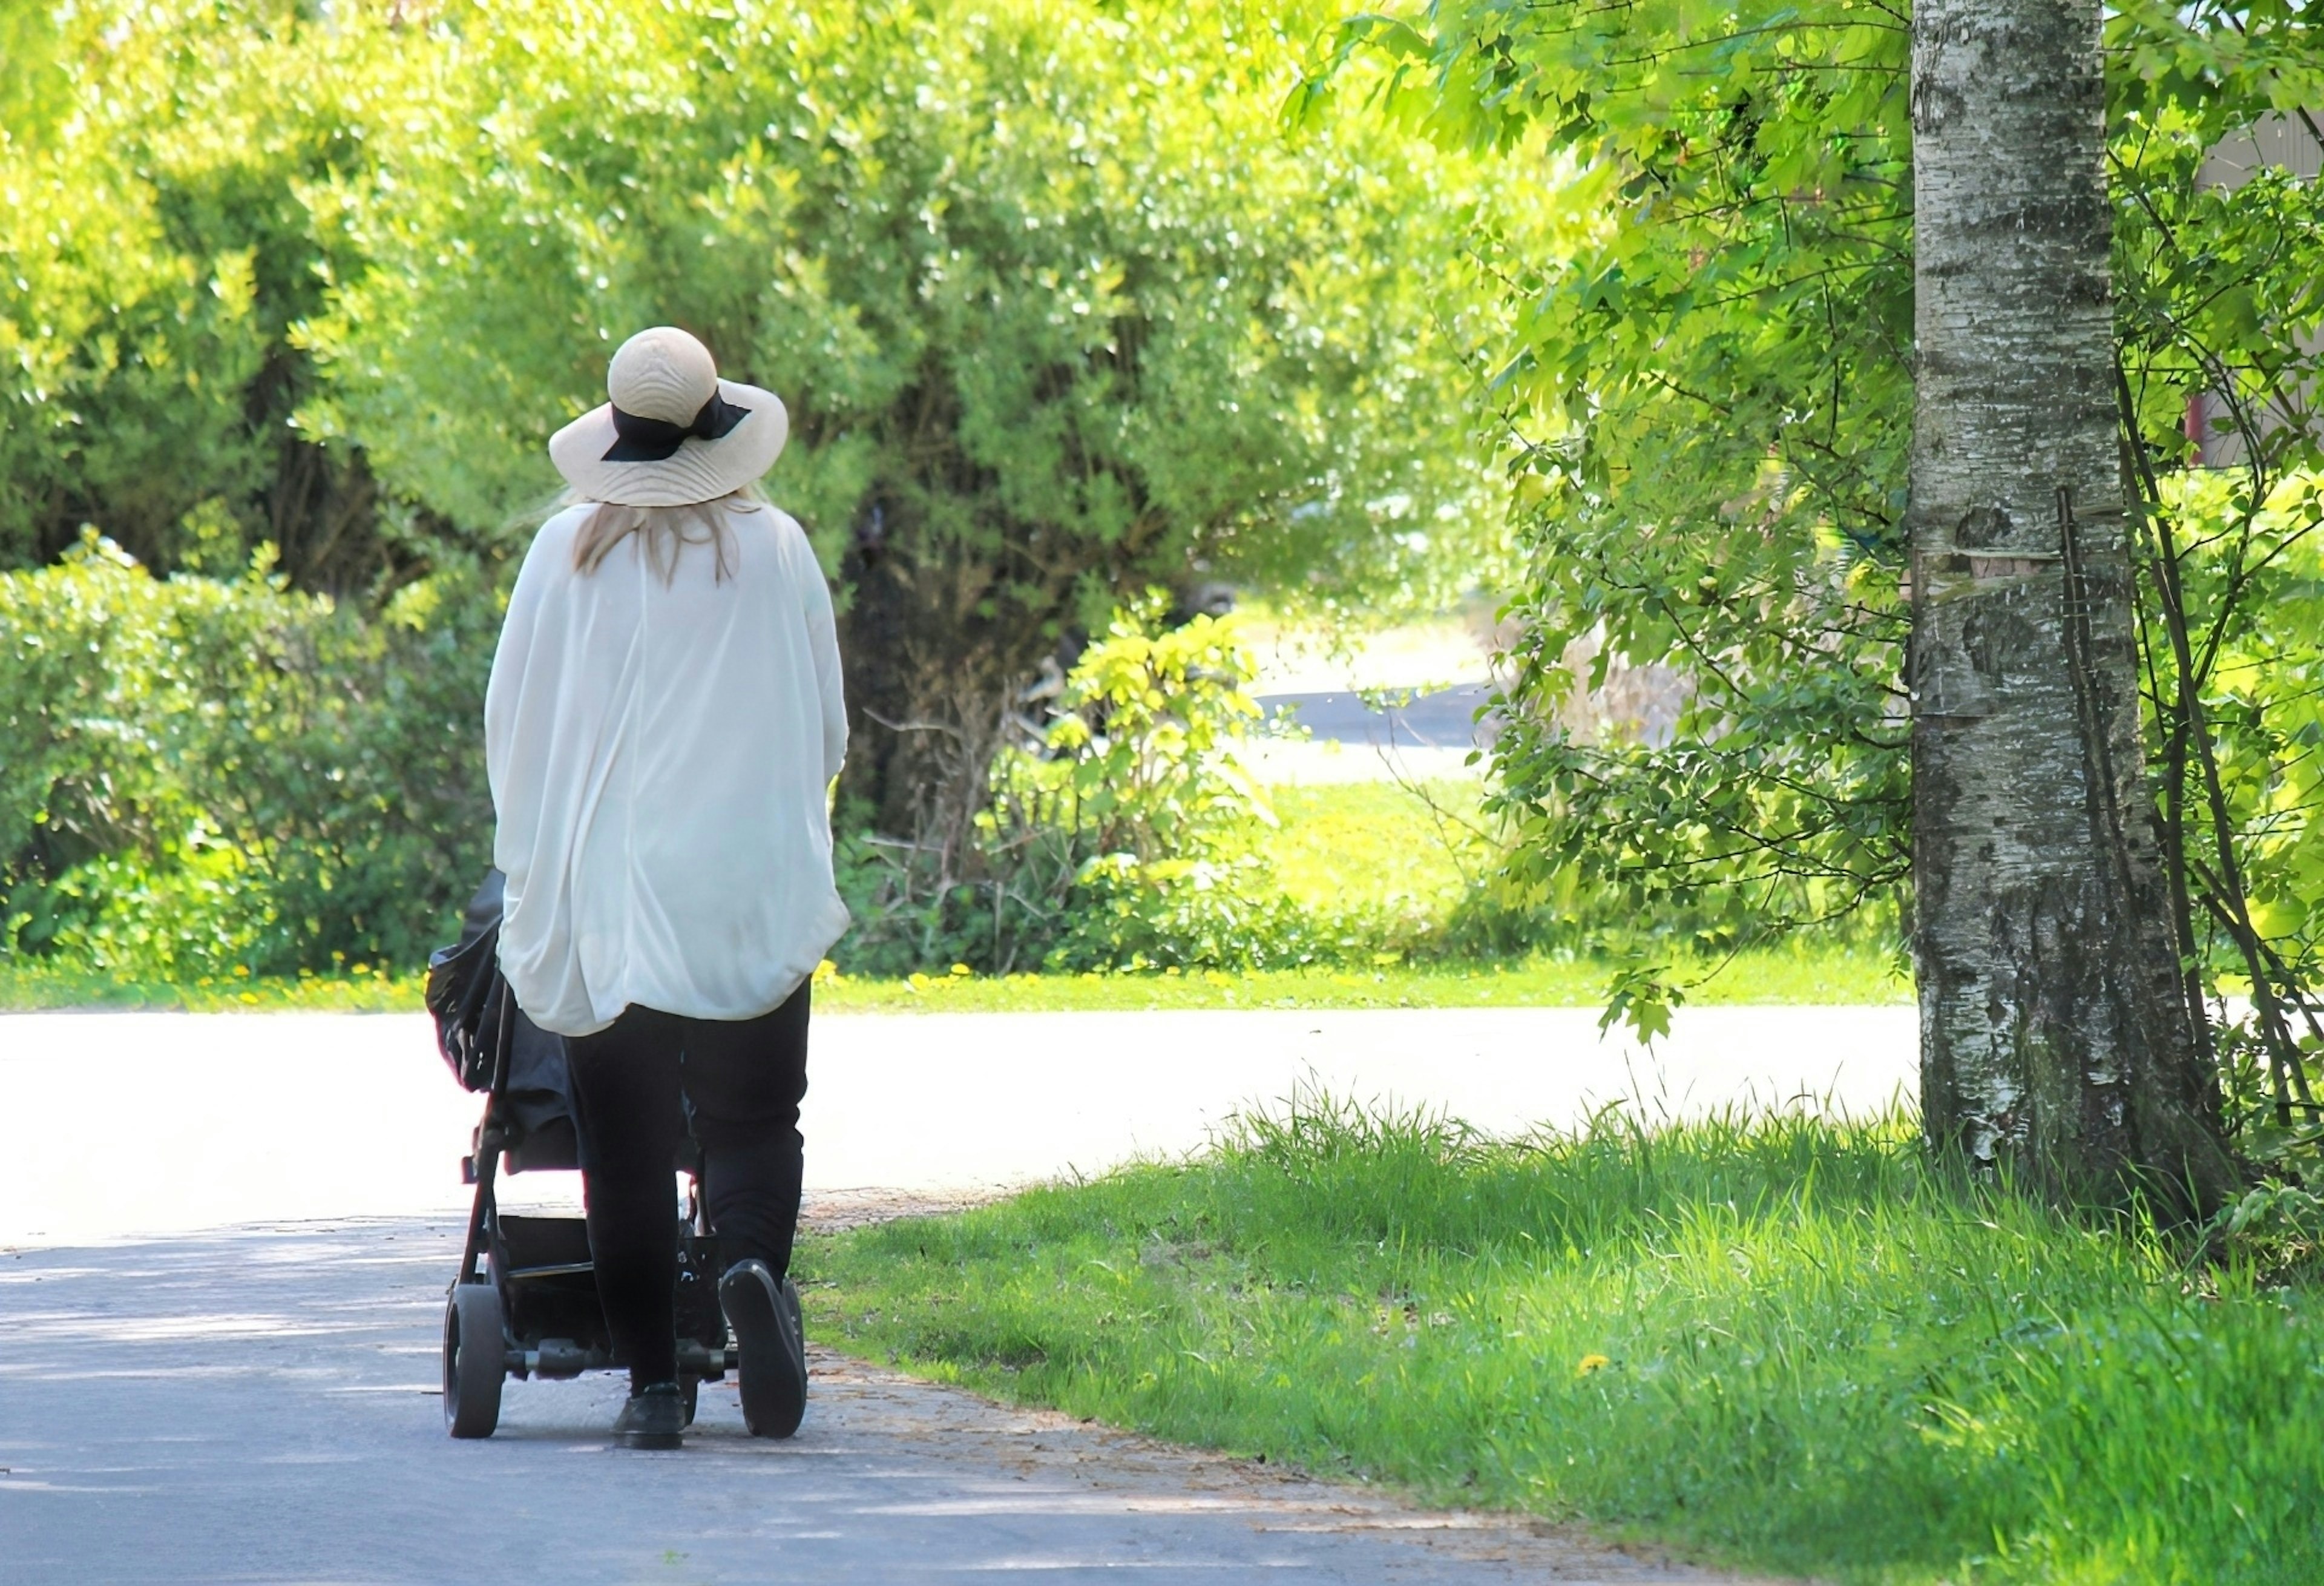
top-left (0, 1007), bottom-right (1915, 1246)
top-left (0, 1008), bottom-right (1890, 1582)
top-left (0, 1217), bottom-right (1773, 1584)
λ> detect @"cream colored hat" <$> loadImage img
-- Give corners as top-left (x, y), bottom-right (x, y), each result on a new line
top-left (548, 326), bottom-right (788, 506)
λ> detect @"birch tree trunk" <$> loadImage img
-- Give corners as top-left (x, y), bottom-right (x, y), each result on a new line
top-left (1908, 0), bottom-right (2234, 1209)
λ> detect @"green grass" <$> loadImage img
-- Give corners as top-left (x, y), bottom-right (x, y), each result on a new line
top-left (0, 959), bottom-right (424, 1012)
top-left (810, 941), bottom-right (1905, 1012)
top-left (0, 940), bottom-right (1907, 1015)
top-left (1266, 778), bottom-right (1485, 917)
top-left (802, 1098), bottom-right (2324, 1584)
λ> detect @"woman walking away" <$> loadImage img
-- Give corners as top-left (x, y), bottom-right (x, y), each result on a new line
top-left (486, 326), bottom-right (850, 1450)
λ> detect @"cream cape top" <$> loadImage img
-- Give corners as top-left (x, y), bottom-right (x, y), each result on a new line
top-left (485, 501), bottom-right (850, 1037)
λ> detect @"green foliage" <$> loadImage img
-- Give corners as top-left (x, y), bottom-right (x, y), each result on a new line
top-left (0, 536), bottom-right (495, 976)
top-left (1299, 1), bottom-right (1917, 992)
top-left (1, 0), bottom-right (1517, 978)
top-left (1301, 2), bottom-right (2324, 1068)
top-left (2106, 15), bottom-right (2324, 1131)
top-left (1595, 959), bottom-right (1682, 1045)
top-left (31, 843), bottom-right (277, 984)
top-left (839, 598), bottom-right (1331, 972)
top-left (0, 0), bottom-right (381, 584)
top-left (3, 0), bottom-right (1506, 854)
top-left (1034, 602), bottom-right (1279, 867)
top-left (834, 596), bottom-right (1746, 975)
top-left (2216, 1179), bottom-right (2324, 1282)
top-left (1018, 613), bottom-right (1325, 972)
top-left (809, 1097), bottom-right (2324, 1582)
top-left (294, 0), bottom-right (1503, 830)
top-left (0, 0), bottom-right (70, 142)
top-left (298, 0), bottom-right (1489, 594)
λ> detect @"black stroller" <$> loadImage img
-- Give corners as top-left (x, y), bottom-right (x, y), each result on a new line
top-left (426, 872), bottom-right (736, 1438)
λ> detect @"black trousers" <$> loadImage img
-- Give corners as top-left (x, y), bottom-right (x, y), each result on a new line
top-left (563, 988), bottom-right (810, 1392)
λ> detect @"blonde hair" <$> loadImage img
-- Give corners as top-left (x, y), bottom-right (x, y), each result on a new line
top-left (566, 484), bottom-right (769, 583)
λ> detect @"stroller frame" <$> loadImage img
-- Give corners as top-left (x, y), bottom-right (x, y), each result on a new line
top-left (441, 982), bottom-right (738, 1438)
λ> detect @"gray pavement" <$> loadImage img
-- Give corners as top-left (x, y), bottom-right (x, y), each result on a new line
top-left (1258, 685), bottom-right (1497, 751)
top-left (0, 1009), bottom-right (1885, 1582)
top-left (0, 1007), bottom-right (1916, 1246)
top-left (0, 1217), bottom-right (1759, 1584)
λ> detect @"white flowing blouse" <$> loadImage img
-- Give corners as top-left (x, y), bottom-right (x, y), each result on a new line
top-left (484, 501), bottom-right (850, 1037)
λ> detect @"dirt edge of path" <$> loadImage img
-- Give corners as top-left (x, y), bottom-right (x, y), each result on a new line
top-left (797, 1186), bottom-right (1802, 1586)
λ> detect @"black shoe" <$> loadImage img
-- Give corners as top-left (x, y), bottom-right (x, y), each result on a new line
top-left (720, 1259), bottom-right (807, 1439)
top-left (612, 1382), bottom-right (685, 1450)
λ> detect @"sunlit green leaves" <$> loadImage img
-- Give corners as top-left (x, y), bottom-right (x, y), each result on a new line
top-left (0, 0), bottom-right (375, 579)
top-left (1300, 1), bottom-right (1914, 956)
top-left (281, 0), bottom-right (1506, 620)
top-left (1038, 598), bottom-right (1279, 867)
top-left (1318, 0), bottom-right (2324, 1032)
top-left (0, 533), bottom-right (500, 973)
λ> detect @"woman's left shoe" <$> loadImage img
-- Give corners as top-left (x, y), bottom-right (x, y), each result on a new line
top-left (720, 1259), bottom-right (807, 1439)
top-left (612, 1382), bottom-right (686, 1450)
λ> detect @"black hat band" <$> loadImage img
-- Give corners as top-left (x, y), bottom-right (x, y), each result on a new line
top-left (601, 390), bottom-right (752, 463)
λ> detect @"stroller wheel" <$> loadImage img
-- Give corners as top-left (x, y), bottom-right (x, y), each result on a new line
top-left (680, 1377), bottom-right (700, 1429)
top-left (443, 1282), bottom-right (506, 1439)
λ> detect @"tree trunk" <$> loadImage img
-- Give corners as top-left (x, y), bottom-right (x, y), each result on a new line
top-left (835, 507), bottom-right (1050, 858)
top-left (1908, 0), bottom-right (2234, 1211)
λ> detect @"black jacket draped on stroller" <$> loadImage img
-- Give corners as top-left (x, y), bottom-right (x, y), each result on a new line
top-left (426, 870), bottom-right (577, 1170)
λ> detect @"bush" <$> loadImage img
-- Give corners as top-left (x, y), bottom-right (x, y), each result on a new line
top-left (838, 597), bottom-right (1339, 973)
top-left (0, 536), bottom-right (496, 976)
top-left (833, 594), bottom-right (1892, 979)
top-left (1, 546), bottom-right (1893, 987)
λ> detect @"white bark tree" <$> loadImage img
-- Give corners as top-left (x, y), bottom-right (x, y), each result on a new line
top-left (1908, 0), bottom-right (2234, 1208)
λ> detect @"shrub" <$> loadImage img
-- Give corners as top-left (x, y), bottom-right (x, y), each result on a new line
top-left (838, 597), bottom-right (1333, 973)
top-left (0, 537), bottom-right (495, 976)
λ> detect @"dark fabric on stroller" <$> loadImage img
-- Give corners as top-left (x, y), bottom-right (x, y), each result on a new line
top-left (426, 869), bottom-right (574, 1148)
top-left (425, 872), bottom-right (505, 1091)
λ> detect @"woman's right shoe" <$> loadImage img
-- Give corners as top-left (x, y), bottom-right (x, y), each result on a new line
top-left (720, 1259), bottom-right (807, 1438)
top-left (612, 1381), bottom-right (686, 1450)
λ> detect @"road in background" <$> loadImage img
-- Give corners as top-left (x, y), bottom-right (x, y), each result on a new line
top-left (1257, 682), bottom-right (1497, 752)
top-left (1239, 609), bottom-right (1498, 785)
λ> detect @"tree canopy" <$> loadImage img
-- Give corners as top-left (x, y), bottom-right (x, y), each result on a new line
top-left (1302, 2), bottom-right (2324, 1130)
top-left (1, 0), bottom-right (1515, 851)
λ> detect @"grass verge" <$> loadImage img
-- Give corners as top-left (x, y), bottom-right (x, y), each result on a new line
top-left (800, 1097), bottom-right (2324, 1584)
top-left (0, 960), bottom-right (424, 1012)
top-left (0, 940), bottom-right (1906, 1015)
top-left (812, 939), bottom-right (1905, 1012)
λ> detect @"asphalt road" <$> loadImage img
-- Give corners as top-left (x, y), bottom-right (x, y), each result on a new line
top-left (0, 1007), bottom-right (1917, 1246)
top-left (0, 1008), bottom-right (1895, 1582)
top-left (1, 1217), bottom-right (1770, 1584)
top-left (1258, 685), bottom-right (1497, 751)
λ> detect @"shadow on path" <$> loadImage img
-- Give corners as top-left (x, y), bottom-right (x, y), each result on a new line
top-left (0, 1219), bottom-right (1768, 1584)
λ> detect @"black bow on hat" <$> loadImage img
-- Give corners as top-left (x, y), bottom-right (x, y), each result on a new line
top-left (601, 391), bottom-right (753, 463)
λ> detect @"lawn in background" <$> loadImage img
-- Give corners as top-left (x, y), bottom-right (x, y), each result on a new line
top-left (801, 1097), bottom-right (2324, 1584)
top-left (0, 939), bottom-right (1906, 1015)
top-left (812, 939), bottom-right (1906, 1012)
top-left (0, 960), bottom-right (425, 1012)
top-left (1267, 777), bottom-right (1487, 920)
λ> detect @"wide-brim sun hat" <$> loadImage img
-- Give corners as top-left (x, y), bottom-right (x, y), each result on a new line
top-left (548, 326), bottom-right (788, 507)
